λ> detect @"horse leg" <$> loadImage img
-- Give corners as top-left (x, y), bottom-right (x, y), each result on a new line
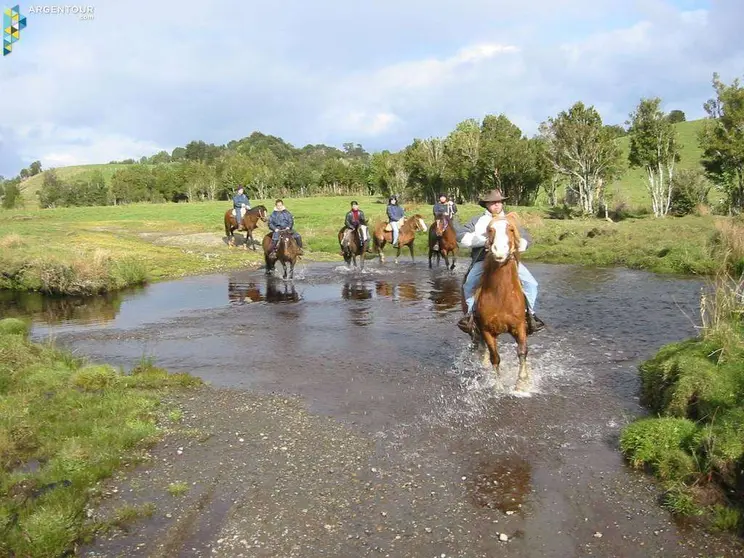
top-left (377, 238), bottom-right (386, 265)
top-left (409, 242), bottom-right (415, 263)
top-left (442, 250), bottom-right (449, 270)
top-left (428, 245), bottom-right (433, 268)
top-left (480, 330), bottom-right (503, 389)
top-left (290, 259), bottom-right (295, 279)
top-left (450, 250), bottom-right (456, 271)
top-left (514, 328), bottom-right (531, 392)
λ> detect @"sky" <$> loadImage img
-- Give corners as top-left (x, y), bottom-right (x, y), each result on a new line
top-left (1, 0), bottom-right (743, 177)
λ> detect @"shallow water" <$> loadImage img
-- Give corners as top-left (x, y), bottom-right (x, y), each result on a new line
top-left (5, 260), bottom-right (737, 556)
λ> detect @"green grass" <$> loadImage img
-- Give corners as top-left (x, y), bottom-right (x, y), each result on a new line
top-left (0, 196), bottom-right (735, 295)
top-left (619, 238), bottom-right (744, 534)
top-left (0, 317), bottom-right (202, 557)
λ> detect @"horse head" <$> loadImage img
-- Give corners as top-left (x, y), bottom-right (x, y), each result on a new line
top-left (256, 205), bottom-right (268, 222)
top-left (434, 213), bottom-right (450, 236)
top-left (485, 215), bottom-right (521, 264)
top-left (409, 214), bottom-right (428, 233)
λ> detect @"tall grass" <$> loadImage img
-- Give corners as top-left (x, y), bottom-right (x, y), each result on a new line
top-left (620, 219), bottom-right (744, 535)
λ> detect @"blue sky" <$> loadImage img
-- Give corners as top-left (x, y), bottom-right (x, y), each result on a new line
top-left (0, 0), bottom-right (742, 177)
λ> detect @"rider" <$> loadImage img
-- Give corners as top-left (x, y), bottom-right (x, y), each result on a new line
top-left (268, 199), bottom-right (303, 257)
top-left (386, 195), bottom-right (405, 248)
top-left (431, 193), bottom-right (457, 251)
top-left (433, 193), bottom-right (457, 219)
top-left (232, 186), bottom-right (251, 227)
top-left (455, 188), bottom-right (545, 335)
top-left (343, 200), bottom-right (369, 246)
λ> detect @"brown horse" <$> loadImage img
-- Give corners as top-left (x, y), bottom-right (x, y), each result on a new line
top-left (428, 213), bottom-right (458, 270)
top-left (469, 214), bottom-right (531, 392)
top-left (338, 226), bottom-right (369, 270)
top-left (372, 214), bottom-right (428, 264)
top-left (224, 205), bottom-right (268, 249)
top-left (262, 230), bottom-right (301, 279)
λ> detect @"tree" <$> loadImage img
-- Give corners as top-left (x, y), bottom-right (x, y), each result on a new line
top-left (698, 73), bottom-right (744, 213)
top-left (627, 97), bottom-right (681, 217)
top-left (1, 178), bottom-right (21, 209)
top-left (667, 110), bottom-right (686, 124)
top-left (539, 102), bottom-right (623, 215)
top-left (444, 118), bottom-right (481, 202)
top-left (29, 161), bottom-right (42, 176)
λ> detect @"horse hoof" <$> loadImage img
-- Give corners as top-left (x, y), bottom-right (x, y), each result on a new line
top-left (514, 379), bottom-right (531, 393)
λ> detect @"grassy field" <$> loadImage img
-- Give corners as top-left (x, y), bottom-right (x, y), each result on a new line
top-left (0, 196), bottom-right (731, 295)
top-left (0, 317), bottom-right (202, 557)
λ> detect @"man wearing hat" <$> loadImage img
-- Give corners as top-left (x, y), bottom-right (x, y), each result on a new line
top-left (455, 189), bottom-right (545, 335)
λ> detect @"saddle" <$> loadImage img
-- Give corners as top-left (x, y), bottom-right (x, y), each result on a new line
top-left (384, 218), bottom-right (405, 232)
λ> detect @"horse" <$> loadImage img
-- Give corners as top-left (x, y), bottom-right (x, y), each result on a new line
top-left (262, 230), bottom-right (301, 279)
top-left (338, 226), bottom-right (369, 270)
top-left (371, 214), bottom-right (428, 264)
top-left (467, 214), bottom-right (531, 393)
top-left (428, 213), bottom-right (458, 270)
top-left (224, 205), bottom-right (268, 250)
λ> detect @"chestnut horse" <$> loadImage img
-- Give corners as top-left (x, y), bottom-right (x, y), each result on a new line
top-left (262, 230), bottom-right (301, 279)
top-left (428, 213), bottom-right (458, 270)
top-left (468, 214), bottom-right (531, 392)
top-left (224, 205), bottom-right (268, 249)
top-left (338, 226), bottom-right (369, 270)
top-left (371, 214), bottom-right (428, 264)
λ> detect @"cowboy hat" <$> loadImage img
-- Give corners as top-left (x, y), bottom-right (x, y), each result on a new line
top-left (478, 189), bottom-right (508, 206)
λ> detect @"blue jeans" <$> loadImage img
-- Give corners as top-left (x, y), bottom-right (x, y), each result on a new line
top-left (463, 260), bottom-right (539, 314)
top-left (390, 222), bottom-right (399, 245)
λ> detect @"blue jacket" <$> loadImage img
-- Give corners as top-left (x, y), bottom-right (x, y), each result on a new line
top-left (387, 204), bottom-right (404, 222)
top-left (269, 209), bottom-right (294, 231)
top-left (433, 201), bottom-right (457, 217)
top-left (233, 193), bottom-right (250, 208)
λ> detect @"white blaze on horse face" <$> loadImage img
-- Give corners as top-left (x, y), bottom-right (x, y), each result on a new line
top-left (418, 218), bottom-right (427, 231)
top-left (488, 219), bottom-right (510, 262)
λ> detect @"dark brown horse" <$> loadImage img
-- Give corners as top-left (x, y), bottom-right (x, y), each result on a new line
top-left (371, 214), bottom-right (428, 264)
top-left (338, 226), bottom-right (369, 270)
top-left (262, 230), bottom-right (301, 279)
top-left (224, 205), bottom-right (268, 249)
top-left (468, 214), bottom-right (531, 392)
top-left (428, 213), bottom-right (458, 270)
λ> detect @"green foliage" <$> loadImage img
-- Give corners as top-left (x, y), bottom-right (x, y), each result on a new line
top-left (0, 318), bottom-right (30, 337)
top-left (539, 101), bottom-right (624, 215)
top-left (627, 97), bottom-right (681, 217)
top-left (0, 327), bottom-right (201, 557)
top-left (699, 73), bottom-right (744, 213)
top-left (670, 169), bottom-right (713, 215)
top-left (1, 179), bottom-right (21, 209)
top-left (667, 110), bottom-right (687, 124)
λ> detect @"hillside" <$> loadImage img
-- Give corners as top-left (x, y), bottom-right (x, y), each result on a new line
top-left (612, 119), bottom-right (709, 207)
top-left (16, 120), bottom-right (711, 209)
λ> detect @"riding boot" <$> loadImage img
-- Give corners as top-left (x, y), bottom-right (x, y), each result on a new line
top-left (526, 311), bottom-right (546, 335)
top-left (457, 313), bottom-right (475, 334)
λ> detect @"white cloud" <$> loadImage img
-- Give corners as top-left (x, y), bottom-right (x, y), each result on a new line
top-left (0, 0), bottom-right (742, 176)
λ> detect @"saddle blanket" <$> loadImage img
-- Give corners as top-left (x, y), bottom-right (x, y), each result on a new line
top-left (384, 218), bottom-right (405, 232)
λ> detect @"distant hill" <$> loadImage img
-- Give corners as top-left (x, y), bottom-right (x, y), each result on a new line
top-left (17, 119), bottom-right (712, 209)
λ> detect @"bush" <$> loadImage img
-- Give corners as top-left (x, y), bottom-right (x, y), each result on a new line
top-left (670, 169), bottom-right (713, 216)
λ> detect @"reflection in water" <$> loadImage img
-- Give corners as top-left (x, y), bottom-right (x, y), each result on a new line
top-left (227, 277), bottom-right (300, 304)
top-left (0, 289), bottom-right (125, 325)
top-left (375, 280), bottom-right (420, 302)
top-left (342, 279), bottom-right (373, 326)
top-left (428, 274), bottom-right (462, 313)
top-left (466, 454), bottom-right (533, 513)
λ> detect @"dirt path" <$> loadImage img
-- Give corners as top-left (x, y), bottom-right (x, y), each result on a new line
top-left (79, 386), bottom-right (742, 558)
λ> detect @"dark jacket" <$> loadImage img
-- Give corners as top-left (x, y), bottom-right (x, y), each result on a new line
top-left (233, 193), bottom-right (250, 208)
top-left (455, 212), bottom-right (532, 264)
top-left (345, 209), bottom-right (367, 229)
top-left (269, 209), bottom-right (294, 231)
top-left (387, 204), bottom-right (404, 222)
top-left (433, 201), bottom-right (457, 218)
